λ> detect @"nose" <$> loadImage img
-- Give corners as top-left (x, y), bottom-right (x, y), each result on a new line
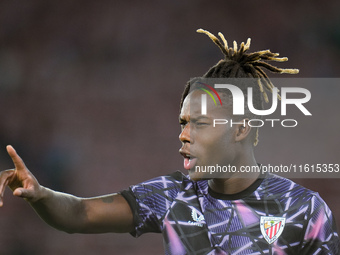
top-left (179, 123), bottom-right (190, 143)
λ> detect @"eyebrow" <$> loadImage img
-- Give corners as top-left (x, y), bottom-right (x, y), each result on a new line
top-left (192, 116), bottom-right (210, 121)
top-left (179, 115), bottom-right (210, 123)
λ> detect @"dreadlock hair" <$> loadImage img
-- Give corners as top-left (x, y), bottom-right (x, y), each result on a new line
top-left (180, 28), bottom-right (299, 146)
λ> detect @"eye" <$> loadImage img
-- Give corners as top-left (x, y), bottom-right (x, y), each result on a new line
top-left (196, 122), bottom-right (207, 126)
top-left (193, 120), bottom-right (209, 127)
top-left (179, 120), bottom-right (187, 129)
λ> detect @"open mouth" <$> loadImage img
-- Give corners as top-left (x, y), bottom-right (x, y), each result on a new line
top-left (180, 151), bottom-right (198, 170)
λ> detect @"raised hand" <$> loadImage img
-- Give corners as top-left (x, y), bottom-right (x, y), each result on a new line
top-left (0, 145), bottom-right (41, 206)
top-left (0, 145), bottom-right (134, 234)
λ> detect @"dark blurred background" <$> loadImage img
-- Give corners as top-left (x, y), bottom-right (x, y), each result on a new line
top-left (0, 0), bottom-right (339, 254)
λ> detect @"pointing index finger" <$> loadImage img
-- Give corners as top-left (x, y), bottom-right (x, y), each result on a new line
top-left (6, 145), bottom-right (26, 171)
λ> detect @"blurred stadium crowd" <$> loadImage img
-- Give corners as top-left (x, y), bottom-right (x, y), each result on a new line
top-left (0, 1), bottom-right (339, 254)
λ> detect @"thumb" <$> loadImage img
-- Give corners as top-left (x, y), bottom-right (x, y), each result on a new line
top-left (13, 188), bottom-right (34, 199)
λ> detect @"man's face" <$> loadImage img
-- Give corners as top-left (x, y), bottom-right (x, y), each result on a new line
top-left (179, 90), bottom-right (239, 181)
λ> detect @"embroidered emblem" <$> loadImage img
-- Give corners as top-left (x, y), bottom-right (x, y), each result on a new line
top-left (260, 216), bottom-right (286, 244)
top-left (188, 208), bottom-right (205, 227)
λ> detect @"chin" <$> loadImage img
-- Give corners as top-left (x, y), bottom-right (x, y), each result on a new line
top-left (188, 170), bottom-right (210, 181)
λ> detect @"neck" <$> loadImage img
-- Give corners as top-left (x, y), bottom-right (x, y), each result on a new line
top-left (208, 157), bottom-right (260, 195)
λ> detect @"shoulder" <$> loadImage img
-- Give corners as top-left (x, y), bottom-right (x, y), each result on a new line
top-left (130, 171), bottom-right (189, 190)
top-left (126, 171), bottom-right (193, 201)
top-left (262, 173), bottom-right (318, 198)
top-left (262, 174), bottom-right (335, 216)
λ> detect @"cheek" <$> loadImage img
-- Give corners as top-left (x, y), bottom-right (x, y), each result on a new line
top-left (198, 127), bottom-right (235, 159)
top-left (213, 125), bottom-right (234, 144)
top-left (213, 133), bottom-right (235, 157)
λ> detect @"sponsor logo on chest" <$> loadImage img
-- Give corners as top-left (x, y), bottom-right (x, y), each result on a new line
top-left (188, 208), bottom-right (205, 227)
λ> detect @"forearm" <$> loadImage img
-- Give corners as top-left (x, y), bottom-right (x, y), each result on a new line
top-left (1, 146), bottom-right (134, 234)
top-left (29, 187), bottom-right (134, 234)
top-left (29, 186), bottom-right (87, 234)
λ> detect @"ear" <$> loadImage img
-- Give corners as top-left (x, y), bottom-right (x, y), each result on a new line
top-left (235, 119), bottom-right (252, 142)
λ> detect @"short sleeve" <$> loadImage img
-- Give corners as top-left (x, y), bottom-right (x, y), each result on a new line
top-left (120, 171), bottom-right (185, 237)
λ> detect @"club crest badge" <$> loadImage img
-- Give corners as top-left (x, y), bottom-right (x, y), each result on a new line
top-left (260, 216), bottom-right (286, 244)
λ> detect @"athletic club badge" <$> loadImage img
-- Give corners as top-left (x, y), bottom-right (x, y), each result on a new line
top-left (260, 216), bottom-right (286, 244)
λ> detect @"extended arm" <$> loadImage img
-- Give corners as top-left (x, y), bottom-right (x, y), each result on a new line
top-left (0, 145), bottom-right (134, 234)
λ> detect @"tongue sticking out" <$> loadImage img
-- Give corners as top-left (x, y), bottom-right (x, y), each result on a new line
top-left (184, 157), bottom-right (197, 170)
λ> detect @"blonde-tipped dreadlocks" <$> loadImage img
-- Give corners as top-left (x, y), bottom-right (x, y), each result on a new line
top-left (196, 28), bottom-right (299, 103)
top-left (180, 29), bottom-right (299, 146)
